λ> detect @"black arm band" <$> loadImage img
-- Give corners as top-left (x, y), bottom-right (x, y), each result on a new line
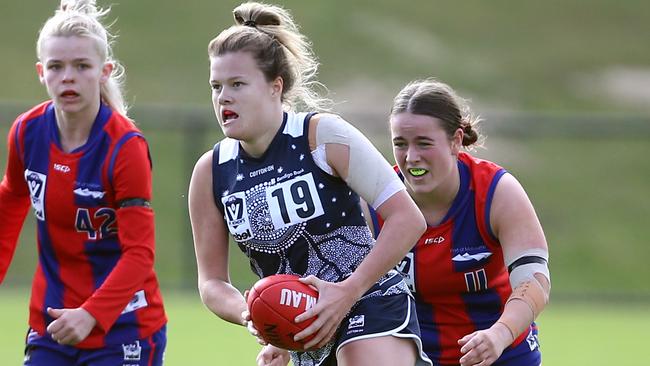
top-left (118, 198), bottom-right (151, 208)
top-left (507, 256), bottom-right (548, 274)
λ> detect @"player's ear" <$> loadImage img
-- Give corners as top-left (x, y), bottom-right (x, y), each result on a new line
top-left (100, 62), bottom-right (114, 84)
top-left (36, 62), bottom-right (45, 84)
top-left (271, 76), bottom-right (283, 98)
top-left (451, 127), bottom-right (463, 155)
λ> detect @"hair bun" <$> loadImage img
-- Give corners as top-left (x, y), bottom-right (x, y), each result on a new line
top-left (60, 0), bottom-right (98, 15)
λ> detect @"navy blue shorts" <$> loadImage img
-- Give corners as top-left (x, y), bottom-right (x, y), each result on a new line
top-left (23, 325), bottom-right (166, 366)
top-left (291, 293), bottom-right (432, 366)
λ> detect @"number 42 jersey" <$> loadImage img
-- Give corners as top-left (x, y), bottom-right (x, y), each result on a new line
top-left (0, 101), bottom-right (166, 348)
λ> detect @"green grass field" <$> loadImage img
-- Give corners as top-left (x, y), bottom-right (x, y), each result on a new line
top-left (0, 288), bottom-right (644, 365)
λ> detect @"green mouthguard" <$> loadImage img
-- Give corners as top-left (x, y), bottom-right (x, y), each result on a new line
top-left (409, 168), bottom-right (427, 176)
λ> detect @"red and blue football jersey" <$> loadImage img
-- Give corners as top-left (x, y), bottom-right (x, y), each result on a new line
top-left (373, 152), bottom-right (539, 365)
top-left (0, 101), bottom-right (166, 348)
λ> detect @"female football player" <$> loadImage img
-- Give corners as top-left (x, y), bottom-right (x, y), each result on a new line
top-left (0, 1), bottom-right (167, 365)
top-left (188, 2), bottom-right (431, 366)
top-left (374, 78), bottom-right (551, 366)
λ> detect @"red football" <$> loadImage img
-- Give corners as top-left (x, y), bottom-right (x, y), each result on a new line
top-left (247, 274), bottom-right (319, 350)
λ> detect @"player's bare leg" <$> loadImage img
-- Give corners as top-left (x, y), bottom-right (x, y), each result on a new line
top-left (337, 336), bottom-right (418, 366)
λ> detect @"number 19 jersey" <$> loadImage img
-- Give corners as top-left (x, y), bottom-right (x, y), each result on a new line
top-left (211, 112), bottom-right (375, 282)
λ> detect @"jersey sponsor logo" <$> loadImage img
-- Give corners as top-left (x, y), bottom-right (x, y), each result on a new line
top-left (24, 169), bottom-right (46, 220)
top-left (73, 187), bottom-right (105, 199)
top-left (452, 246), bottom-right (493, 272)
top-left (122, 340), bottom-right (142, 361)
top-left (53, 163), bottom-right (70, 173)
top-left (249, 164), bottom-right (275, 178)
top-left (222, 192), bottom-right (253, 241)
top-left (452, 252), bottom-right (492, 262)
top-left (424, 236), bottom-right (445, 245)
top-left (121, 290), bottom-right (148, 314)
top-left (279, 288), bottom-right (317, 310)
top-left (396, 252), bottom-right (415, 292)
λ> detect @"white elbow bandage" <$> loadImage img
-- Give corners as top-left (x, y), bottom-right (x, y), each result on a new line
top-left (314, 115), bottom-right (404, 208)
top-left (505, 248), bottom-right (551, 318)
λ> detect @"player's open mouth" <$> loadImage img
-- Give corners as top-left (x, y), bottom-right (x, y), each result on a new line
top-left (60, 90), bottom-right (79, 99)
top-left (223, 110), bottom-right (239, 122)
top-left (408, 168), bottom-right (428, 177)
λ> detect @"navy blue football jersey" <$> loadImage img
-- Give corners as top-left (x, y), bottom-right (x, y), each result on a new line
top-left (212, 111), bottom-right (378, 282)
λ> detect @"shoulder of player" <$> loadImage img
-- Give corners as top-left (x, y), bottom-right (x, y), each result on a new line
top-left (189, 150), bottom-right (216, 187)
top-left (11, 101), bottom-right (52, 133)
top-left (195, 150), bottom-right (214, 173)
top-left (490, 173), bottom-right (533, 224)
top-left (105, 111), bottom-right (142, 135)
top-left (307, 113), bottom-right (349, 149)
top-left (308, 112), bottom-right (347, 127)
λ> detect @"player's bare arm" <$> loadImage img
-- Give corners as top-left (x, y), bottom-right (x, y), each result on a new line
top-left (189, 150), bottom-right (247, 326)
top-left (459, 173), bottom-right (550, 365)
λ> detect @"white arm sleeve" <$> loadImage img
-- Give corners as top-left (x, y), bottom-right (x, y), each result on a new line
top-left (506, 248), bottom-right (551, 289)
top-left (314, 115), bottom-right (405, 209)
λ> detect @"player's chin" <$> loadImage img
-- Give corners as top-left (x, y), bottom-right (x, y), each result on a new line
top-left (221, 126), bottom-right (245, 140)
top-left (405, 178), bottom-right (434, 194)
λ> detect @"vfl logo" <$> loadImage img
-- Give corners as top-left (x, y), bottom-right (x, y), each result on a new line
top-left (396, 252), bottom-right (415, 293)
top-left (279, 288), bottom-right (317, 310)
top-left (225, 195), bottom-right (244, 223)
top-left (24, 170), bottom-right (46, 221)
top-left (122, 340), bottom-right (142, 361)
top-left (348, 315), bottom-right (365, 329)
top-left (221, 192), bottom-right (253, 241)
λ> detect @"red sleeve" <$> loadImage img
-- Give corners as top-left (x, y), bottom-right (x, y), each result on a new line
top-left (0, 119), bottom-right (31, 284)
top-left (81, 136), bottom-right (156, 331)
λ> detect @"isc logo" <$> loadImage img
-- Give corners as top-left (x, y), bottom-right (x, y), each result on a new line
top-left (53, 163), bottom-right (71, 173)
top-left (279, 289), bottom-right (317, 310)
top-left (424, 236), bottom-right (445, 245)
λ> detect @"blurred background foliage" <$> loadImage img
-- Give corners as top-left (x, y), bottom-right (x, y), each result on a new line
top-left (1, 0), bottom-right (649, 301)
